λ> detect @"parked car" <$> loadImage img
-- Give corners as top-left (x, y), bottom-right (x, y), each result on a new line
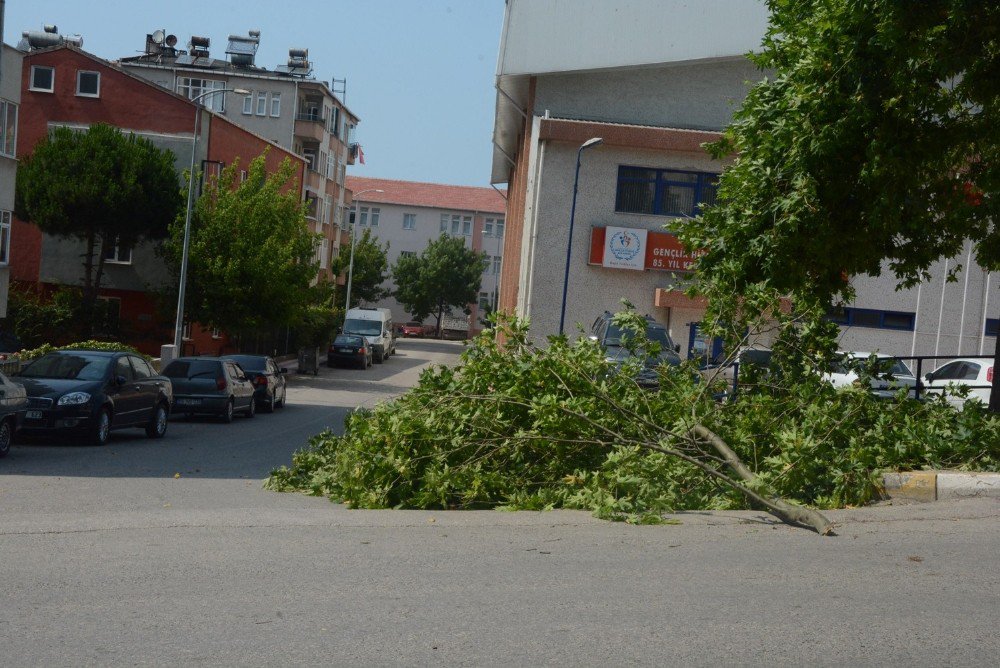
top-left (17, 350), bottom-right (172, 445)
top-left (826, 352), bottom-right (917, 399)
top-left (605, 348), bottom-right (677, 390)
top-left (700, 347), bottom-right (773, 397)
top-left (399, 322), bottom-right (424, 338)
top-left (922, 358), bottom-right (993, 407)
top-left (0, 371), bottom-right (27, 457)
top-left (589, 311), bottom-right (682, 365)
top-left (226, 354), bottom-right (288, 413)
top-left (161, 357), bottom-right (256, 422)
top-left (328, 334), bottom-right (372, 369)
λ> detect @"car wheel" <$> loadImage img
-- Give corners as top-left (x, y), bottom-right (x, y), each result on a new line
top-left (244, 396), bottom-right (256, 418)
top-left (276, 388), bottom-right (285, 408)
top-left (0, 418), bottom-right (12, 458)
top-left (91, 408), bottom-right (112, 446)
top-left (221, 399), bottom-right (235, 424)
top-left (145, 403), bottom-right (169, 439)
top-left (263, 392), bottom-right (276, 413)
top-left (374, 349), bottom-right (384, 364)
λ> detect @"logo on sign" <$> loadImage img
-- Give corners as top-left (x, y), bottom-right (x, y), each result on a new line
top-left (608, 230), bottom-right (642, 262)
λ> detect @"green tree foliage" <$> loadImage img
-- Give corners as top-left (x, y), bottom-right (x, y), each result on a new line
top-left (14, 124), bottom-right (182, 322)
top-left (683, 1), bottom-right (1000, 329)
top-left (163, 154), bottom-right (319, 332)
top-left (331, 228), bottom-right (390, 307)
top-left (392, 234), bottom-right (488, 336)
top-left (268, 312), bottom-right (999, 527)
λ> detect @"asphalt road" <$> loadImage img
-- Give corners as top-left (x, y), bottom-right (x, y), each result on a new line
top-left (2, 338), bottom-right (999, 666)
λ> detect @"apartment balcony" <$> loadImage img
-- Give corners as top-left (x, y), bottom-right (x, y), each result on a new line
top-left (303, 169), bottom-right (325, 193)
top-left (294, 113), bottom-right (327, 143)
top-left (347, 143), bottom-right (359, 165)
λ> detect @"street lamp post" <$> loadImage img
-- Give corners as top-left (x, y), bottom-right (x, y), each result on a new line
top-left (344, 188), bottom-right (384, 314)
top-left (172, 87), bottom-right (250, 352)
top-left (558, 137), bottom-right (603, 336)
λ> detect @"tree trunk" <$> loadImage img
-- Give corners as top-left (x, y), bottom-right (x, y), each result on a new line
top-left (436, 299), bottom-right (444, 340)
top-left (690, 424), bottom-right (836, 535)
top-left (80, 232), bottom-right (98, 337)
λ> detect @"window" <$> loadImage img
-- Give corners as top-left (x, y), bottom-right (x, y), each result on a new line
top-left (114, 355), bottom-right (133, 381)
top-left (493, 256), bottom-right (502, 275)
top-left (359, 207), bottom-right (369, 227)
top-left (0, 211), bottom-right (10, 265)
top-left (0, 101), bottom-right (17, 157)
top-left (240, 170), bottom-right (248, 182)
top-left (462, 218), bottom-right (472, 236)
top-left (255, 92), bottom-right (267, 116)
top-left (177, 78), bottom-right (227, 111)
top-left (76, 70), bottom-right (100, 97)
top-left (615, 166), bottom-right (719, 217)
top-left (330, 107), bottom-right (340, 136)
top-left (303, 149), bottom-right (318, 172)
top-left (326, 154), bottom-right (334, 180)
top-left (985, 318), bottom-right (999, 337)
top-left (318, 238), bottom-right (329, 269)
top-left (242, 92), bottom-right (254, 115)
top-left (479, 292), bottom-right (491, 310)
top-left (182, 321), bottom-right (193, 340)
top-left (440, 214), bottom-right (449, 233)
top-left (129, 356), bottom-right (155, 379)
top-left (324, 196), bottom-right (333, 225)
top-left (270, 92), bottom-right (281, 117)
top-left (825, 307), bottom-right (915, 331)
top-left (103, 237), bottom-right (132, 264)
top-left (370, 208), bottom-right (380, 227)
top-left (484, 218), bottom-right (504, 238)
top-left (30, 66), bottom-right (54, 92)
top-left (211, 327), bottom-right (222, 340)
top-left (403, 213), bottom-right (416, 230)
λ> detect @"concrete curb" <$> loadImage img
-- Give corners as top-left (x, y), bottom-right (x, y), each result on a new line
top-left (883, 470), bottom-right (1000, 501)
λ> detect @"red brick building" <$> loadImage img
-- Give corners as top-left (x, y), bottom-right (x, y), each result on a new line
top-left (14, 45), bottom-right (305, 355)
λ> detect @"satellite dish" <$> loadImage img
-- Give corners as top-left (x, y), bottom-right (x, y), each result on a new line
top-left (151, 29), bottom-right (165, 44)
top-left (165, 34), bottom-right (178, 47)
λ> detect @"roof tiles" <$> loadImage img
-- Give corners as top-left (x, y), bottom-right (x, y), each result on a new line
top-left (346, 176), bottom-right (506, 214)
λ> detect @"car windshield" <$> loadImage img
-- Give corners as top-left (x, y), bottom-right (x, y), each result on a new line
top-left (739, 349), bottom-right (772, 368)
top-left (162, 359), bottom-right (221, 379)
top-left (832, 355), bottom-right (911, 376)
top-left (226, 355), bottom-right (265, 371)
top-left (335, 335), bottom-right (364, 346)
top-left (20, 353), bottom-right (111, 380)
top-left (604, 323), bottom-right (675, 350)
top-left (343, 318), bottom-right (382, 337)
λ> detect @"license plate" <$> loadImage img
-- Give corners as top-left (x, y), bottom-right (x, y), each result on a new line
top-left (337, 348), bottom-right (351, 353)
top-left (26, 410), bottom-right (43, 419)
top-left (176, 398), bottom-right (201, 406)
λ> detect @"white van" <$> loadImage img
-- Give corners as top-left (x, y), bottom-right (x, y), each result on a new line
top-left (343, 308), bottom-right (396, 363)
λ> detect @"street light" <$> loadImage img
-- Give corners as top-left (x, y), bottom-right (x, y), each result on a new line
top-left (344, 188), bottom-right (385, 313)
top-left (172, 87), bottom-right (250, 352)
top-left (558, 137), bottom-right (603, 336)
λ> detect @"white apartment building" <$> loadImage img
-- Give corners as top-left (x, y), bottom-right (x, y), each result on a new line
top-left (118, 29), bottom-right (359, 282)
top-left (346, 176), bottom-right (506, 335)
top-left (0, 41), bottom-right (20, 319)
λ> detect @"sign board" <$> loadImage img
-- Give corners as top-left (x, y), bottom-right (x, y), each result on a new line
top-left (589, 226), bottom-right (704, 273)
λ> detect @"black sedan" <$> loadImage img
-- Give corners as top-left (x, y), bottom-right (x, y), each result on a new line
top-left (328, 335), bottom-right (372, 369)
top-left (17, 350), bottom-right (173, 445)
top-left (0, 371), bottom-right (27, 458)
top-left (225, 355), bottom-right (288, 413)
top-left (161, 357), bottom-right (256, 422)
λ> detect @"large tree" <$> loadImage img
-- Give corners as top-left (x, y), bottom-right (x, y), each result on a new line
top-left (682, 1), bottom-right (1000, 403)
top-left (162, 154), bottom-right (319, 333)
top-left (15, 123), bottom-right (182, 324)
top-left (332, 228), bottom-right (390, 308)
top-left (393, 234), bottom-right (487, 337)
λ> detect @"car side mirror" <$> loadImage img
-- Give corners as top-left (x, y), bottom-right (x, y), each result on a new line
top-left (924, 372), bottom-right (934, 381)
top-left (115, 375), bottom-right (128, 386)
top-left (279, 367), bottom-right (288, 374)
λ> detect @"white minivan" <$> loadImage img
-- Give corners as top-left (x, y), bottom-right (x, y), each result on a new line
top-left (343, 308), bottom-right (396, 363)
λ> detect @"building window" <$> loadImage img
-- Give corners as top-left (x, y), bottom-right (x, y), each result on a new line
top-left (239, 170), bottom-right (248, 182)
top-left (102, 237), bottom-right (132, 264)
top-left (177, 78), bottom-right (227, 111)
top-left (826, 307), bottom-right (915, 331)
top-left (403, 213), bottom-right (416, 230)
top-left (0, 100), bottom-right (17, 158)
top-left (324, 196), bottom-right (333, 225)
top-left (270, 92), bottom-right (281, 117)
top-left (985, 319), bottom-right (999, 337)
top-left (0, 211), bottom-right (11, 265)
top-left (440, 214), bottom-right (449, 233)
top-left (331, 107), bottom-right (340, 136)
top-left (182, 321), bottom-right (193, 341)
top-left (242, 92), bottom-right (253, 115)
top-left (495, 220), bottom-right (504, 238)
top-left (615, 166), bottom-right (719, 218)
top-left (493, 255), bottom-right (502, 275)
top-left (484, 217), bottom-right (505, 238)
top-left (479, 292), bottom-right (491, 310)
top-left (75, 70), bottom-right (100, 97)
top-left (30, 66), bottom-right (55, 92)
top-left (211, 327), bottom-right (222, 339)
top-left (255, 92), bottom-right (267, 116)
top-left (326, 154), bottom-right (335, 180)
top-left (462, 217), bottom-right (472, 236)
top-left (318, 238), bottom-right (329, 269)
top-left (369, 208), bottom-right (380, 228)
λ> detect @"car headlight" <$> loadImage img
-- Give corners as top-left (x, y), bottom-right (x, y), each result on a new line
top-left (57, 392), bottom-right (91, 406)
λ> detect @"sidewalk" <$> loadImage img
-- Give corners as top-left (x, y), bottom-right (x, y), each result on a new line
top-left (883, 470), bottom-right (1000, 501)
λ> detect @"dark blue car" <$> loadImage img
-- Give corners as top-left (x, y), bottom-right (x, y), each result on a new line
top-left (17, 351), bottom-right (173, 445)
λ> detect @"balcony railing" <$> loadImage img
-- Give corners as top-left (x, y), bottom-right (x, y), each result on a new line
top-left (296, 112), bottom-right (326, 123)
